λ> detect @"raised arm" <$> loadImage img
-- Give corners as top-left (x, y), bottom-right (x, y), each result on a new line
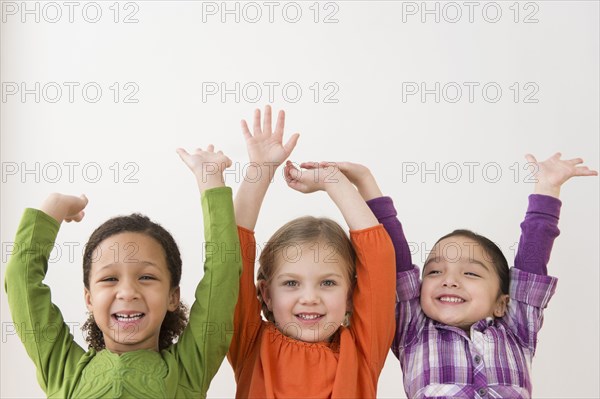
top-left (515, 153), bottom-right (598, 274)
top-left (507, 153), bottom-right (597, 352)
top-left (327, 161), bottom-right (421, 359)
top-left (174, 146), bottom-right (242, 393)
top-left (227, 106), bottom-right (299, 373)
top-left (4, 194), bottom-right (88, 394)
top-left (328, 161), bottom-right (414, 273)
top-left (234, 105), bottom-right (299, 231)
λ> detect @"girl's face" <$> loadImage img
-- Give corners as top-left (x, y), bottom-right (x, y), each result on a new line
top-left (420, 236), bottom-right (509, 332)
top-left (84, 232), bottom-right (179, 354)
top-left (260, 240), bottom-right (352, 343)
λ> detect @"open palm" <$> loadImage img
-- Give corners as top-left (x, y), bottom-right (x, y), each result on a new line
top-left (241, 105), bottom-right (299, 166)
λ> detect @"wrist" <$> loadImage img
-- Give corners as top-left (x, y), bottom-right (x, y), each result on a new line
top-left (40, 194), bottom-right (68, 223)
top-left (196, 175), bottom-right (226, 192)
top-left (534, 183), bottom-right (560, 198)
top-left (245, 161), bottom-right (279, 181)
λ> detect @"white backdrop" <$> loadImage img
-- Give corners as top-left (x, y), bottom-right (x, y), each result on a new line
top-left (1, 1), bottom-right (598, 398)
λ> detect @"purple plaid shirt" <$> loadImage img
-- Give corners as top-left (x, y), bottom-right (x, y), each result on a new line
top-left (367, 194), bottom-right (560, 399)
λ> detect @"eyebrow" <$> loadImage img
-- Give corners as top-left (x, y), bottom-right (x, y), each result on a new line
top-left (98, 261), bottom-right (160, 271)
top-left (275, 272), bottom-right (344, 280)
top-left (423, 257), bottom-right (490, 272)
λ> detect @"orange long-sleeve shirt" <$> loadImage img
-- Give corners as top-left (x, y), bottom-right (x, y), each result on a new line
top-left (228, 224), bottom-right (396, 398)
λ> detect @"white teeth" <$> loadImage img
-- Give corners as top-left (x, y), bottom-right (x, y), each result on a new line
top-left (297, 314), bottom-right (321, 320)
top-left (115, 313), bottom-right (143, 321)
top-left (439, 297), bottom-right (464, 303)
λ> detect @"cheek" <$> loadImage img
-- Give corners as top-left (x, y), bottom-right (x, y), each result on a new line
top-left (420, 281), bottom-right (433, 297)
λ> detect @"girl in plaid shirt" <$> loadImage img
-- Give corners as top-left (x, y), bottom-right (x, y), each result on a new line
top-left (327, 153), bottom-right (596, 398)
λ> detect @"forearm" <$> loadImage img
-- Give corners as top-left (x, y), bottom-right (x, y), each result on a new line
top-left (514, 194), bottom-right (561, 275)
top-left (234, 164), bottom-right (276, 231)
top-left (326, 174), bottom-right (378, 230)
top-left (355, 172), bottom-right (383, 201)
top-left (367, 197), bottom-right (413, 273)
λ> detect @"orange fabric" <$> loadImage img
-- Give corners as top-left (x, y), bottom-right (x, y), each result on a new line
top-left (228, 224), bottom-right (396, 399)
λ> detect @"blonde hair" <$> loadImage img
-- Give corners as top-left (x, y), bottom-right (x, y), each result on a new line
top-left (257, 216), bottom-right (356, 323)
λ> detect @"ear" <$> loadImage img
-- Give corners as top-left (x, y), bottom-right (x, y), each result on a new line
top-left (258, 280), bottom-right (272, 311)
top-left (84, 287), bottom-right (93, 312)
top-left (167, 287), bottom-right (181, 312)
top-left (493, 294), bottom-right (510, 317)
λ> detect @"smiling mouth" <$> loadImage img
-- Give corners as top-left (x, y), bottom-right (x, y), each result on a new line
top-left (113, 313), bottom-right (145, 322)
top-left (438, 296), bottom-right (465, 303)
top-left (295, 313), bottom-right (324, 321)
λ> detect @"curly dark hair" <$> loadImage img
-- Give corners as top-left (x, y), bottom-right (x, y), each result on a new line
top-left (81, 213), bottom-right (188, 351)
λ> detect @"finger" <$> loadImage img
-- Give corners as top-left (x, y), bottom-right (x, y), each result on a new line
top-left (224, 157), bottom-right (233, 168)
top-left (283, 162), bottom-right (294, 182)
top-left (241, 120), bottom-right (252, 140)
top-left (176, 148), bottom-right (191, 163)
top-left (330, 161), bottom-right (346, 170)
top-left (567, 157), bottom-right (584, 165)
top-left (575, 167), bottom-right (599, 177)
top-left (72, 210), bottom-right (85, 223)
top-left (253, 108), bottom-right (262, 134)
top-left (195, 147), bottom-right (203, 153)
top-left (79, 194), bottom-right (89, 207)
top-left (285, 161), bottom-right (302, 181)
top-left (283, 132), bottom-right (300, 156)
top-left (263, 105), bottom-right (272, 135)
top-left (299, 162), bottom-right (318, 170)
top-left (207, 144), bottom-right (215, 152)
top-left (524, 153), bottom-right (537, 164)
top-left (274, 110), bottom-right (285, 137)
top-left (552, 152), bottom-right (562, 160)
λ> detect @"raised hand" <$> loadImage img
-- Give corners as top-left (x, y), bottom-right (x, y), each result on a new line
top-left (241, 105), bottom-right (299, 171)
top-left (284, 161), bottom-right (344, 194)
top-left (177, 144), bottom-right (233, 192)
top-left (301, 161), bottom-right (383, 201)
top-left (526, 153), bottom-right (598, 198)
top-left (40, 193), bottom-right (88, 224)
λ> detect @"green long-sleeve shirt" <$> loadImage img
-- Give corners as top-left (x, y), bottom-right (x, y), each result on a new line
top-left (4, 187), bottom-right (241, 398)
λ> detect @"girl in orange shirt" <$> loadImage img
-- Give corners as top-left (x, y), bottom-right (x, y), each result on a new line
top-left (228, 106), bottom-right (396, 398)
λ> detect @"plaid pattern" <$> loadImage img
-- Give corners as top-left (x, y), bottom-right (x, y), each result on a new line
top-left (393, 267), bottom-right (557, 398)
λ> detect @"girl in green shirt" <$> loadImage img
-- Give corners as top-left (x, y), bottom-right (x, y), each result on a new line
top-left (4, 145), bottom-right (241, 398)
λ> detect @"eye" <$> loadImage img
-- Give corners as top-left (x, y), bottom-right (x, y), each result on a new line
top-left (322, 280), bottom-right (337, 287)
top-left (283, 280), bottom-right (298, 287)
top-left (140, 275), bottom-right (156, 281)
top-left (100, 277), bottom-right (117, 282)
top-left (464, 272), bottom-right (480, 277)
top-left (426, 270), bottom-right (441, 276)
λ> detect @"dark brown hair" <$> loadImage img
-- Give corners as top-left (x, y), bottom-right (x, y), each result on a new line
top-left (257, 216), bottom-right (356, 323)
top-left (81, 213), bottom-right (188, 351)
top-left (434, 229), bottom-right (509, 295)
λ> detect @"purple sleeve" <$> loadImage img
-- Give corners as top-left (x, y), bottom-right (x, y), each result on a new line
top-left (514, 194), bottom-right (561, 275)
top-left (366, 196), bottom-right (413, 274)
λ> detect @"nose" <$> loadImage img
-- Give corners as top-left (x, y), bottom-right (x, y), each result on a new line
top-left (116, 279), bottom-right (140, 301)
top-left (442, 274), bottom-right (459, 288)
top-left (299, 287), bottom-right (320, 305)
